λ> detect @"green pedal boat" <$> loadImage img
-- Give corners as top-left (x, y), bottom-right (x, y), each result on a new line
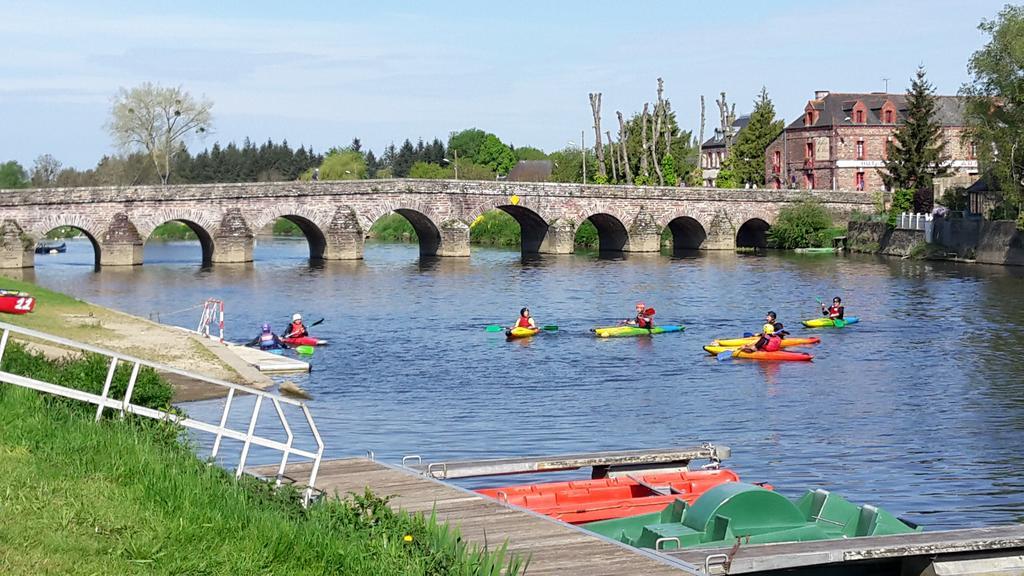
top-left (582, 482), bottom-right (919, 551)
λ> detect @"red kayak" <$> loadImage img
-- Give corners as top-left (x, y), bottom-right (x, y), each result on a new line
top-left (477, 468), bottom-right (747, 524)
top-left (0, 290), bottom-right (36, 315)
top-left (282, 336), bottom-right (328, 347)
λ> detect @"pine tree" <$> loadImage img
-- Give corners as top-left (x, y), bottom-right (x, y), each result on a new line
top-left (730, 87), bottom-right (784, 187)
top-left (881, 67), bottom-right (950, 211)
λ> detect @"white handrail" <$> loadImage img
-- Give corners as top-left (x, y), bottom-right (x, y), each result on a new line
top-left (0, 321), bottom-right (324, 505)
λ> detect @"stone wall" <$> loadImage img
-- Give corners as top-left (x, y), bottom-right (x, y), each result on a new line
top-left (847, 221), bottom-right (924, 257)
top-left (931, 217), bottom-right (1024, 266)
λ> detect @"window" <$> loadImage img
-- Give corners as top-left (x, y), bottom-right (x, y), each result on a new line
top-left (856, 139), bottom-right (865, 160)
top-left (806, 172), bottom-right (815, 189)
top-left (968, 141), bottom-right (977, 160)
top-left (855, 171), bottom-right (865, 191)
top-left (884, 109), bottom-right (894, 123)
top-left (805, 111), bottom-right (814, 126)
top-left (772, 150), bottom-right (781, 173)
top-left (884, 138), bottom-right (894, 159)
top-left (805, 142), bottom-right (814, 161)
top-left (855, 109), bottom-right (865, 123)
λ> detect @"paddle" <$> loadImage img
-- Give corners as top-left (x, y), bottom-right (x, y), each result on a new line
top-left (488, 324), bottom-right (557, 332)
top-left (285, 317), bottom-right (324, 338)
top-left (717, 349), bottom-right (735, 361)
top-left (817, 297), bottom-right (847, 327)
top-left (295, 345), bottom-right (315, 356)
top-left (485, 325), bottom-right (505, 332)
top-left (541, 325), bottom-right (558, 331)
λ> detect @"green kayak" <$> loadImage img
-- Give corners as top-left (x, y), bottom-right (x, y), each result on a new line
top-left (582, 482), bottom-right (918, 551)
top-left (592, 325), bottom-right (684, 338)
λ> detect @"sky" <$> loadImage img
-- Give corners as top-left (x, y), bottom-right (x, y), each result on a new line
top-left (0, 0), bottom-right (1009, 170)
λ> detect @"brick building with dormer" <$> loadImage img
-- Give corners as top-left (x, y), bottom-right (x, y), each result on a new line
top-left (765, 90), bottom-right (978, 192)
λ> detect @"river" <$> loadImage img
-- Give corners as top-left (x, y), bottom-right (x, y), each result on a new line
top-left (22, 236), bottom-right (1024, 530)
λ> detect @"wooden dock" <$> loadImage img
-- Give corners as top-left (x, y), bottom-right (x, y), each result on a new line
top-left (253, 457), bottom-right (700, 575)
top-left (225, 343), bottom-right (309, 373)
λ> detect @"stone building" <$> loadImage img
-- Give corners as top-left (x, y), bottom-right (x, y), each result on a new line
top-left (765, 91), bottom-right (978, 192)
top-left (700, 114), bottom-right (749, 186)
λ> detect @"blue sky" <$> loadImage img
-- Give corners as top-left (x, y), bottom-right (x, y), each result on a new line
top-left (0, 0), bottom-right (1008, 169)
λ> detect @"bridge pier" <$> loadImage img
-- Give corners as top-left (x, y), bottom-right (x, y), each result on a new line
top-left (538, 218), bottom-right (576, 254)
top-left (625, 210), bottom-right (661, 252)
top-left (704, 211), bottom-right (738, 250)
top-left (0, 220), bottom-right (34, 269)
top-left (212, 208), bottom-right (254, 264)
top-left (437, 220), bottom-right (470, 257)
top-left (324, 207), bottom-right (364, 260)
top-left (99, 212), bottom-right (143, 266)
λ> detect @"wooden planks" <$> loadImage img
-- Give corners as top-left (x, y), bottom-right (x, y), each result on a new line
top-left (253, 458), bottom-right (699, 576)
top-left (225, 343), bottom-right (309, 373)
top-left (402, 445), bottom-right (730, 479)
top-left (666, 525), bottom-right (1024, 574)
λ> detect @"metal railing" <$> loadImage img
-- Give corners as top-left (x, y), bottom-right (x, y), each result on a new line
top-left (0, 321), bottom-right (324, 505)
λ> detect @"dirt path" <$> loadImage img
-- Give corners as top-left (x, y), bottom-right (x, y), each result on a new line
top-left (1, 277), bottom-right (271, 402)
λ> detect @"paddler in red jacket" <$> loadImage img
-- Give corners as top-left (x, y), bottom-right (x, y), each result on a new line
top-left (283, 313), bottom-right (308, 339)
top-left (741, 323), bottom-right (782, 353)
top-left (625, 302), bottom-right (655, 329)
top-left (821, 297), bottom-right (845, 320)
top-left (513, 307), bottom-right (537, 329)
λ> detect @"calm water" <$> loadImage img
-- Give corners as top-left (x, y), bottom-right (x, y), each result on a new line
top-left (19, 236), bottom-right (1024, 529)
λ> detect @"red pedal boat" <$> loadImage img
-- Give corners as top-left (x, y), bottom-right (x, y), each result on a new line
top-left (477, 468), bottom-right (747, 524)
top-left (0, 290), bottom-right (36, 315)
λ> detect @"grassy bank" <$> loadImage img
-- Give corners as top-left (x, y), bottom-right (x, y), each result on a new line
top-left (0, 277), bottom-right (248, 392)
top-left (0, 345), bottom-right (525, 575)
top-left (149, 221), bottom-right (198, 241)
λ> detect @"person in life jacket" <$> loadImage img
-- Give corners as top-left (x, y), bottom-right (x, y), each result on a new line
top-left (247, 322), bottom-right (286, 350)
top-left (821, 297), bottom-right (845, 320)
top-left (625, 302), bottom-right (655, 329)
top-left (743, 323), bottom-right (782, 353)
top-left (762, 311), bottom-right (788, 338)
top-left (513, 307), bottom-right (537, 330)
top-left (283, 313), bottom-right (308, 339)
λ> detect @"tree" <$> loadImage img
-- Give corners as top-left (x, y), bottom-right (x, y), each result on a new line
top-left (0, 160), bottom-right (29, 188)
top-left (513, 146), bottom-right (548, 161)
top-left (730, 88), bottom-right (784, 187)
top-left (318, 150), bottom-right (367, 180)
top-left (881, 67), bottom-right (949, 211)
top-left (392, 139), bottom-right (417, 177)
top-left (448, 129), bottom-right (488, 161)
top-left (961, 4), bottom-right (1024, 216)
top-left (29, 154), bottom-right (62, 187)
top-left (661, 153), bottom-right (677, 186)
top-left (409, 161), bottom-right (451, 179)
top-left (549, 148), bottom-right (597, 183)
top-left (476, 134), bottom-right (516, 175)
top-left (108, 83), bottom-right (213, 184)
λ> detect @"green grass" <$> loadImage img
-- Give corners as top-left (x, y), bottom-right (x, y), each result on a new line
top-left (0, 345), bottom-right (527, 575)
top-left (469, 210), bottom-right (520, 247)
top-left (574, 220), bottom-right (599, 249)
top-left (369, 214), bottom-right (418, 242)
top-left (0, 276), bottom-right (119, 342)
top-left (272, 218), bottom-right (302, 236)
top-left (149, 222), bottom-right (197, 241)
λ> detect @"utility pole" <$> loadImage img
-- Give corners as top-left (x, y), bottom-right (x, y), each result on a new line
top-left (882, 77), bottom-right (890, 93)
top-left (582, 129), bottom-right (586, 184)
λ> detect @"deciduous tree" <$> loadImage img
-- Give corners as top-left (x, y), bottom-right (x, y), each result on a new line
top-left (107, 82), bottom-right (213, 184)
top-left (30, 154), bottom-right (62, 187)
top-left (0, 160), bottom-right (29, 188)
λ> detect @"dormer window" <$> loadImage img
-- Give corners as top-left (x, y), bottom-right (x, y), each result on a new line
top-left (805, 111), bottom-right (814, 126)
top-left (854, 109), bottom-right (865, 123)
top-left (884, 109), bottom-right (894, 123)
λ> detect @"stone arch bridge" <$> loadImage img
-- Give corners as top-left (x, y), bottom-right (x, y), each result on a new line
top-left (0, 179), bottom-right (874, 268)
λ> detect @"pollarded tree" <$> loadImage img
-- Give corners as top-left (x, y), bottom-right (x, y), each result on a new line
top-left (961, 4), bottom-right (1024, 217)
top-left (108, 83), bottom-right (213, 184)
top-left (730, 88), bottom-right (784, 187)
top-left (881, 67), bottom-right (950, 211)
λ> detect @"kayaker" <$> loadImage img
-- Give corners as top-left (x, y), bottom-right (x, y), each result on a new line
top-left (514, 307), bottom-right (537, 329)
top-left (283, 313), bottom-right (308, 339)
top-left (247, 322), bottom-right (287, 350)
top-left (624, 303), bottom-right (655, 329)
top-left (761, 311), bottom-right (788, 338)
top-left (741, 323), bottom-right (782, 353)
top-left (821, 297), bottom-right (845, 320)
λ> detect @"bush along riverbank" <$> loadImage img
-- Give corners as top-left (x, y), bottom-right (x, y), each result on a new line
top-left (0, 344), bottom-right (526, 575)
top-left (368, 210), bottom-right (603, 249)
top-left (767, 200), bottom-right (845, 249)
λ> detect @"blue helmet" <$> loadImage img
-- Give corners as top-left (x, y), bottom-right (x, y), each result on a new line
top-left (261, 322), bottom-right (271, 333)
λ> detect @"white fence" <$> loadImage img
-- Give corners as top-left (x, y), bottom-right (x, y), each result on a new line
top-left (0, 321), bottom-right (324, 505)
top-left (897, 212), bottom-right (932, 231)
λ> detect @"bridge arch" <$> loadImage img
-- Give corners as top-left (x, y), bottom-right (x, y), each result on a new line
top-left (664, 216), bottom-right (708, 252)
top-left (250, 205), bottom-right (332, 260)
top-left (31, 217), bottom-right (104, 269)
top-left (362, 202), bottom-right (469, 258)
top-left (579, 212), bottom-right (629, 253)
top-left (736, 217), bottom-right (771, 249)
top-left (139, 209), bottom-right (217, 266)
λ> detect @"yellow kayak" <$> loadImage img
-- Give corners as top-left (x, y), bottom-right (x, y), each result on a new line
top-left (712, 336), bottom-right (821, 348)
top-left (506, 327), bottom-right (541, 340)
top-left (703, 345), bottom-right (814, 361)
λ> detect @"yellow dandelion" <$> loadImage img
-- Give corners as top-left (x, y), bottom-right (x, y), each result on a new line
top-left (403, 534), bottom-right (413, 542)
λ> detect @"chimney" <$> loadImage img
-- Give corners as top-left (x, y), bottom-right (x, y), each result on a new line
top-left (814, 90), bottom-right (830, 100)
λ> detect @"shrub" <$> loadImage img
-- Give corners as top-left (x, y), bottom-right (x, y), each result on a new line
top-left (767, 200), bottom-right (833, 249)
top-left (574, 220), bottom-right (598, 248)
top-left (887, 188), bottom-right (914, 227)
top-left (369, 214), bottom-right (417, 242)
top-left (469, 210), bottom-right (520, 246)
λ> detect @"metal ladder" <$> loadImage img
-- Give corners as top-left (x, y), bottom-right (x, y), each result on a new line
top-left (0, 321), bottom-right (324, 505)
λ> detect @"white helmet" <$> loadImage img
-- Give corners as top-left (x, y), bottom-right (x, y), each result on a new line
top-left (292, 313), bottom-right (302, 322)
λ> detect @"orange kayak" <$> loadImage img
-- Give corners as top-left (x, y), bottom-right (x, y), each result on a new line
top-left (703, 345), bottom-right (814, 361)
top-left (477, 468), bottom-right (745, 524)
top-left (712, 336), bottom-right (820, 348)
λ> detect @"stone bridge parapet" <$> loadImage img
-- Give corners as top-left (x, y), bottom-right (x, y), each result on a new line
top-left (0, 179), bottom-right (875, 268)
